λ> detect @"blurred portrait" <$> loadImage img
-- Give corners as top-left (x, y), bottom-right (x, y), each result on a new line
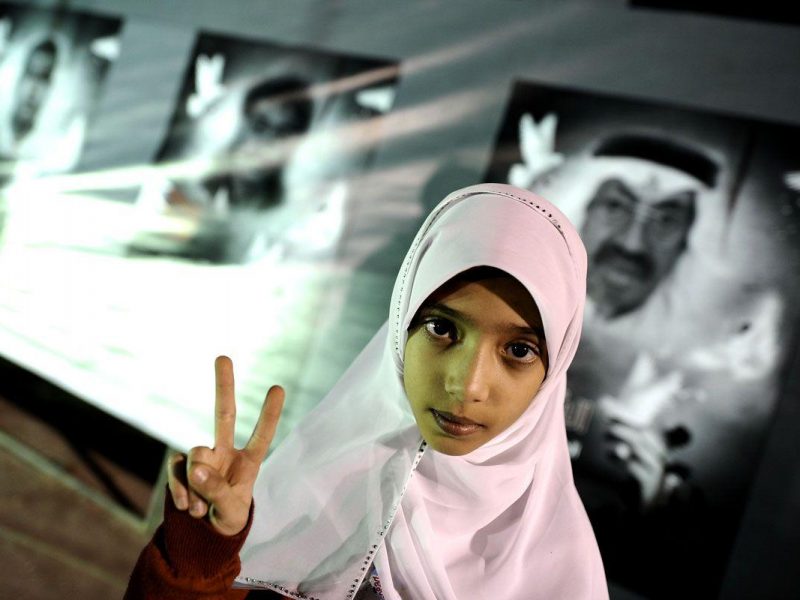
top-left (129, 32), bottom-right (398, 264)
top-left (0, 2), bottom-right (121, 185)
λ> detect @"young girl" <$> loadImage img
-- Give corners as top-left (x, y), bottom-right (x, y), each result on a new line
top-left (125, 183), bottom-right (608, 599)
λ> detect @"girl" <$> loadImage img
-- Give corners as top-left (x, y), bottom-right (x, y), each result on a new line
top-left (125, 183), bottom-right (608, 599)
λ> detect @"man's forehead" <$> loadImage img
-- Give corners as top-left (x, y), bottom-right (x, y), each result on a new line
top-left (591, 133), bottom-right (719, 188)
top-left (595, 157), bottom-right (703, 205)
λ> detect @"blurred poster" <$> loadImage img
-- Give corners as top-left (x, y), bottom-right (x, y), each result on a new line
top-left (486, 81), bottom-right (800, 599)
top-left (0, 2), bottom-right (121, 185)
top-left (129, 32), bottom-right (398, 264)
top-left (0, 28), bottom-right (399, 457)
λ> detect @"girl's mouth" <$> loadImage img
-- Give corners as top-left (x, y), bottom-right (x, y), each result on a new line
top-left (431, 409), bottom-right (484, 437)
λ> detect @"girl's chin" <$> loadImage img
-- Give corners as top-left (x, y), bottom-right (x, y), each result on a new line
top-left (423, 433), bottom-right (487, 456)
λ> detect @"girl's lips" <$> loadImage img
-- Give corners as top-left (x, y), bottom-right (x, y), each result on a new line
top-left (431, 409), bottom-right (484, 437)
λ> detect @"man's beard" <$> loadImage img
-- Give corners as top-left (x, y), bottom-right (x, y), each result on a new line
top-left (595, 244), bottom-right (654, 281)
top-left (589, 243), bottom-right (656, 318)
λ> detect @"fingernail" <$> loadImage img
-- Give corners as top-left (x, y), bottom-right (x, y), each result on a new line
top-left (191, 501), bottom-right (204, 516)
top-left (192, 467), bottom-right (207, 483)
top-left (176, 496), bottom-right (188, 510)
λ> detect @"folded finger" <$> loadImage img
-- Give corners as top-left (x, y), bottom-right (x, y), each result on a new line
top-left (167, 453), bottom-right (189, 510)
top-left (188, 463), bottom-right (247, 530)
top-left (188, 488), bottom-right (209, 518)
top-left (186, 447), bottom-right (215, 518)
top-left (190, 463), bottom-right (232, 508)
top-left (193, 466), bottom-right (251, 536)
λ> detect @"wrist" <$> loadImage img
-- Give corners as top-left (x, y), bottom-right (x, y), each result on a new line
top-left (161, 490), bottom-right (254, 578)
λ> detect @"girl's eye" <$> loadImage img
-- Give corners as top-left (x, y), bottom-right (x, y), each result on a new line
top-left (507, 342), bottom-right (539, 364)
top-left (424, 318), bottom-right (455, 340)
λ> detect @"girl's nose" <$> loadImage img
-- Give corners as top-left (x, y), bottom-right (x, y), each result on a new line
top-left (444, 342), bottom-right (491, 404)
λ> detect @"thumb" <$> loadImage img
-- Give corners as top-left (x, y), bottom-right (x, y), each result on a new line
top-left (189, 465), bottom-right (249, 536)
top-left (189, 465), bottom-right (233, 509)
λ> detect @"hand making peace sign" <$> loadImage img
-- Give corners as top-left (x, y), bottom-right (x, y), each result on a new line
top-left (167, 355), bottom-right (285, 536)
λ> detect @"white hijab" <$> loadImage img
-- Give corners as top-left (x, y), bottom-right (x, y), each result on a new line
top-left (237, 183), bottom-right (607, 599)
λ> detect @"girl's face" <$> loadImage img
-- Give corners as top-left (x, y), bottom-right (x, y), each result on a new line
top-left (404, 272), bottom-right (548, 456)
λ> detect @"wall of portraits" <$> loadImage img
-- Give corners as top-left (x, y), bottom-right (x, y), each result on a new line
top-left (0, 1), bottom-right (798, 598)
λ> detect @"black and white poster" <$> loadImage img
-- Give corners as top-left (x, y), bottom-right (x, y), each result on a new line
top-left (129, 32), bottom-right (399, 264)
top-left (0, 2), bottom-right (121, 186)
top-left (486, 81), bottom-right (800, 599)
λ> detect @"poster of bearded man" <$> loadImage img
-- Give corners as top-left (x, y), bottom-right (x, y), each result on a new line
top-left (486, 80), bottom-right (800, 600)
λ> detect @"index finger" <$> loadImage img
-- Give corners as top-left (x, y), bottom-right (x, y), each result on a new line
top-left (214, 355), bottom-right (236, 449)
top-left (244, 385), bottom-right (285, 463)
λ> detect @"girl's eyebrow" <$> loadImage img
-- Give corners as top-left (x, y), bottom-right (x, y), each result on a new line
top-left (423, 302), bottom-right (467, 322)
top-left (424, 302), bottom-right (545, 338)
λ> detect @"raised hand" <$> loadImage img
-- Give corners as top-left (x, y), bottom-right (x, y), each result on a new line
top-left (186, 53), bottom-right (226, 118)
top-left (168, 355), bottom-right (285, 536)
top-left (597, 353), bottom-right (688, 509)
top-left (507, 112), bottom-right (564, 189)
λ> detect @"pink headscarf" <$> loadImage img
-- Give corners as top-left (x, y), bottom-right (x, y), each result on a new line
top-left (237, 183), bottom-right (607, 599)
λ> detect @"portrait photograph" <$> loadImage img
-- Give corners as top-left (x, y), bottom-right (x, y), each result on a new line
top-left (128, 31), bottom-right (399, 265)
top-left (486, 80), bottom-right (800, 599)
top-left (0, 1), bottom-right (121, 185)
